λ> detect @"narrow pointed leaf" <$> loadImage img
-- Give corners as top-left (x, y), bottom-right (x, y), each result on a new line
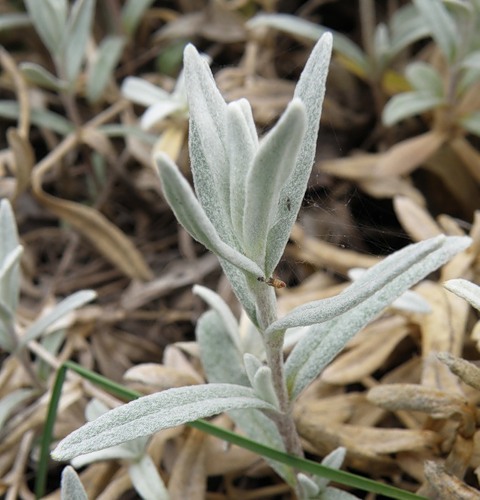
top-left (284, 235), bottom-right (471, 399)
top-left (62, 0), bottom-right (95, 83)
top-left (0, 200), bottom-right (21, 312)
top-left (197, 310), bottom-right (249, 386)
top-left (155, 153), bottom-right (263, 277)
top-left (413, 0), bottom-right (458, 63)
top-left (21, 290), bottom-right (96, 346)
top-left (269, 236), bottom-right (444, 332)
top-left (243, 99), bottom-right (306, 265)
top-left (121, 0), bottom-right (155, 35)
top-left (184, 44), bottom-right (233, 243)
top-left (0, 246), bottom-right (22, 313)
top-left (0, 200), bottom-right (19, 266)
top-left (383, 91), bottom-right (443, 126)
top-left (218, 258), bottom-right (257, 323)
top-left (227, 100), bottom-right (257, 240)
top-left (86, 35), bottom-right (126, 103)
top-left (52, 384), bottom-right (276, 460)
top-left (129, 455), bottom-right (169, 500)
top-left (121, 77), bottom-right (171, 106)
top-left (193, 285), bottom-right (240, 350)
top-left (60, 466), bottom-right (88, 500)
top-left (24, 0), bottom-right (67, 57)
top-left (20, 62), bottom-right (69, 91)
top-left (265, 33), bottom-right (332, 276)
top-left (444, 279), bottom-right (480, 311)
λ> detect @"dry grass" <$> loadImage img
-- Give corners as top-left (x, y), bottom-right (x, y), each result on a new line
top-left (1, 1), bottom-right (480, 498)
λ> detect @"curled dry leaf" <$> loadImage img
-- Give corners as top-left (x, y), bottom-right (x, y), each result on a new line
top-left (367, 384), bottom-right (472, 421)
top-left (414, 281), bottom-right (468, 390)
top-left (32, 178), bottom-right (153, 281)
top-left (422, 461), bottom-right (480, 500)
top-left (296, 416), bottom-right (439, 465)
top-left (437, 352), bottom-right (480, 392)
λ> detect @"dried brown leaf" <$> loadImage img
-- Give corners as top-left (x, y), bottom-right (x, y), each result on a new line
top-left (437, 352), bottom-right (480, 392)
top-left (32, 187), bottom-right (153, 281)
top-left (358, 176), bottom-right (426, 204)
top-left (367, 384), bottom-right (471, 419)
top-left (82, 127), bottom-right (117, 163)
top-left (414, 281), bottom-right (468, 390)
top-left (168, 428), bottom-right (207, 500)
top-left (425, 144), bottom-right (480, 216)
top-left (422, 461), bottom-right (479, 500)
top-left (374, 130), bottom-right (445, 177)
top-left (6, 128), bottom-right (34, 198)
top-left (471, 320), bottom-right (480, 352)
top-left (320, 154), bottom-right (377, 180)
top-left (120, 254), bottom-right (218, 309)
top-left (393, 195), bottom-right (443, 242)
top-left (297, 416), bottom-right (438, 459)
top-left (322, 316), bottom-right (411, 384)
top-left (124, 363), bottom-right (201, 391)
top-left (290, 224), bottom-right (379, 273)
top-left (450, 137), bottom-right (480, 184)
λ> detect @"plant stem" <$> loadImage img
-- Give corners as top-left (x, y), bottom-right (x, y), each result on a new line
top-left (254, 282), bottom-right (304, 458)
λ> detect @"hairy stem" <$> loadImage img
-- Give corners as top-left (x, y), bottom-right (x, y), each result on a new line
top-left (254, 281), bottom-right (304, 458)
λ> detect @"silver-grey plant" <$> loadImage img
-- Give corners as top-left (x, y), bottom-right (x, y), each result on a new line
top-left (52, 34), bottom-right (472, 497)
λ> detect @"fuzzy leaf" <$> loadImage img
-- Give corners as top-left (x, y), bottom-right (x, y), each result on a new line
top-left (390, 4), bottom-right (431, 56)
top-left (21, 290), bottom-right (96, 346)
top-left (121, 77), bottom-right (171, 106)
top-left (121, 0), bottom-right (155, 35)
top-left (0, 389), bottom-right (36, 430)
top-left (283, 235), bottom-right (471, 399)
top-left (243, 99), bottom-right (306, 265)
top-left (247, 15), bottom-right (365, 72)
top-left (406, 62), bottom-right (444, 95)
top-left (129, 455), bottom-right (169, 500)
top-left (86, 35), bottom-right (126, 103)
top-left (413, 0), bottom-right (458, 63)
top-left (218, 259), bottom-right (257, 323)
top-left (0, 13), bottom-right (31, 32)
top-left (62, 0), bottom-right (95, 83)
top-left (24, 0), bottom-right (67, 58)
top-left (155, 153), bottom-right (263, 277)
top-left (193, 285), bottom-right (240, 348)
top-left (197, 310), bottom-right (249, 386)
top-left (265, 33), bottom-right (332, 277)
top-left (228, 408), bottom-right (296, 485)
top-left (52, 384), bottom-right (276, 460)
top-left (0, 200), bottom-right (21, 312)
top-left (444, 278), bottom-right (480, 311)
top-left (60, 466), bottom-right (88, 500)
top-left (184, 44), bottom-right (233, 244)
top-left (227, 100), bottom-right (257, 240)
top-left (382, 91), bottom-right (443, 126)
top-left (20, 62), bottom-right (69, 91)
